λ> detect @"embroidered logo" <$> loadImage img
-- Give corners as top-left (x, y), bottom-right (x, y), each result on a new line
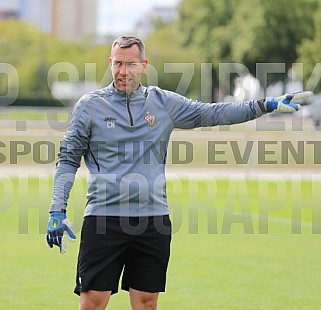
top-left (144, 111), bottom-right (156, 127)
top-left (104, 117), bottom-right (116, 128)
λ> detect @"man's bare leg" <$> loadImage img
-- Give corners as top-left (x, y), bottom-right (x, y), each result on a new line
top-left (79, 290), bottom-right (111, 310)
top-left (129, 288), bottom-right (159, 310)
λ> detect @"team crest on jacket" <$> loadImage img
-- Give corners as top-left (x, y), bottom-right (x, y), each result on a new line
top-left (144, 111), bottom-right (156, 127)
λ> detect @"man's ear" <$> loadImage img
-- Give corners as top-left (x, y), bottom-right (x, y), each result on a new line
top-left (142, 59), bottom-right (148, 72)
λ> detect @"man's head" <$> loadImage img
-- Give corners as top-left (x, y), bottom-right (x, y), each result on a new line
top-left (109, 35), bottom-right (148, 94)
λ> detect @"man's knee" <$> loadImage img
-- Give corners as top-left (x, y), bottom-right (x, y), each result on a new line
top-left (79, 290), bottom-right (111, 310)
top-left (142, 298), bottom-right (158, 310)
top-left (129, 288), bottom-right (159, 310)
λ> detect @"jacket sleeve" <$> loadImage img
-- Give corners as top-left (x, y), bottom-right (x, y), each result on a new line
top-left (161, 90), bottom-right (265, 129)
top-left (49, 96), bottom-right (92, 212)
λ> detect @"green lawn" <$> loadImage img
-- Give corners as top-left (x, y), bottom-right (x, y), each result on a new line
top-left (0, 176), bottom-right (320, 309)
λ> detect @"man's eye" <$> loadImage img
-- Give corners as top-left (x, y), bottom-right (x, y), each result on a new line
top-left (127, 63), bottom-right (138, 67)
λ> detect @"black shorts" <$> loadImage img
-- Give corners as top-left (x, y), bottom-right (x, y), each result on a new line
top-left (74, 215), bottom-right (172, 295)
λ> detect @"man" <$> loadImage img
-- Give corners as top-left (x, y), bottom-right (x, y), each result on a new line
top-left (46, 35), bottom-right (306, 310)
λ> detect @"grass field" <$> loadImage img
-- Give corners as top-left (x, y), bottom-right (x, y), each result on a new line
top-left (1, 176), bottom-right (321, 309)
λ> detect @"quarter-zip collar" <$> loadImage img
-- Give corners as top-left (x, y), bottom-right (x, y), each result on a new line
top-left (109, 82), bottom-right (146, 101)
top-left (108, 82), bottom-right (147, 127)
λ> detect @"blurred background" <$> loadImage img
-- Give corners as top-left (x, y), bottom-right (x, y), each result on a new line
top-left (1, 3), bottom-right (321, 308)
top-left (1, 0), bottom-right (321, 175)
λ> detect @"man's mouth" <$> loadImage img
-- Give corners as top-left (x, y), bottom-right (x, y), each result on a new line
top-left (118, 78), bottom-right (131, 83)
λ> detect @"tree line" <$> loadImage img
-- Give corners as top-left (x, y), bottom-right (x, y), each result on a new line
top-left (0, 0), bottom-right (320, 104)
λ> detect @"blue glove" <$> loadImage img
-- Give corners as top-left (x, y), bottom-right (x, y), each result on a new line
top-left (46, 211), bottom-right (76, 254)
top-left (265, 91), bottom-right (313, 113)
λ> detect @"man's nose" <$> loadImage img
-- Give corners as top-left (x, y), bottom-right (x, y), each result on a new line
top-left (119, 64), bottom-right (128, 75)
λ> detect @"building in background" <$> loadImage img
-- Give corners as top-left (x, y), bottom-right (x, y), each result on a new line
top-left (0, 0), bottom-right (97, 41)
top-left (18, 0), bottom-right (52, 33)
top-left (0, 0), bottom-right (19, 19)
top-left (51, 0), bottom-right (97, 41)
top-left (134, 6), bottom-right (178, 38)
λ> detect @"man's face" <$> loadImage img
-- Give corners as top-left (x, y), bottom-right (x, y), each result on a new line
top-left (109, 44), bottom-right (148, 94)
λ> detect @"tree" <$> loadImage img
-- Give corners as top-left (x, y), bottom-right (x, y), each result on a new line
top-left (177, 0), bottom-right (319, 94)
top-left (145, 22), bottom-right (204, 99)
top-left (178, 0), bottom-right (238, 62)
top-left (0, 20), bottom-right (109, 99)
top-left (296, 7), bottom-right (321, 93)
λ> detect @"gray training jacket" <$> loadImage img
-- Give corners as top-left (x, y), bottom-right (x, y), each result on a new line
top-left (50, 83), bottom-right (265, 217)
